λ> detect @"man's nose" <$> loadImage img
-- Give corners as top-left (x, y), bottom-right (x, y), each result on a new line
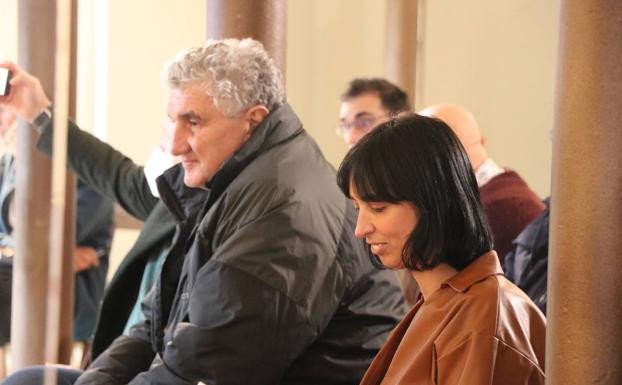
top-left (167, 122), bottom-right (190, 156)
top-left (344, 130), bottom-right (364, 147)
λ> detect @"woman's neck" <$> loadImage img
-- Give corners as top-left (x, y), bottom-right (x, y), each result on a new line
top-left (410, 263), bottom-right (458, 300)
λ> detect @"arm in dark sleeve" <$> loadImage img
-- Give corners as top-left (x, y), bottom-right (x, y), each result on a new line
top-left (37, 119), bottom-right (158, 220)
top-left (129, 262), bottom-right (316, 385)
top-left (125, 206), bottom-right (327, 385)
top-left (75, 290), bottom-right (157, 385)
top-left (75, 180), bottom-right (115, 252)
top-left (75, 334), bottom-right (155, 385)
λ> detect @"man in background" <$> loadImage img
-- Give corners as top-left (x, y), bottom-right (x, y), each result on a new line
top-left (337, 78), bottom-right (410, 147)
top-left (0, 105), bottom-right (114, 350)
top-left (419, 104), bottom-right (545, 260)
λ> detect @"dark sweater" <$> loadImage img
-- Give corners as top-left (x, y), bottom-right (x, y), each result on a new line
top-left (479, 170), bottom-right (545, 261)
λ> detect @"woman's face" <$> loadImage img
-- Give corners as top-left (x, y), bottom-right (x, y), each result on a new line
top-left (350, 186), bottom-right (420, 269)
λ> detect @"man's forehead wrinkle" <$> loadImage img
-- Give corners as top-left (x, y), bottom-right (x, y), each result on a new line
top-left (179, 110), bottom-right (201, 119)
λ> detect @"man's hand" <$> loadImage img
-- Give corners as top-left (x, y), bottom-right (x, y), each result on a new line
top-left (74, 246), bottom-right (100, 272)
top-left (0, 61), bottom-right (51, 122)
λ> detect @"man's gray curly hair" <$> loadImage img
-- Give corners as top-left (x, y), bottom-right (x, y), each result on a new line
top-left (164, 38), bottom-right (285, 118)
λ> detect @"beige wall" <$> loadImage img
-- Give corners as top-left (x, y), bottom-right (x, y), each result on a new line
top-left (0, 0), bottom-right (17, 59)
top-left (418, 0), bottom-right (560, 197)
top-left (287, 0), bottom-right (387, 169)
top-left (0, 0), bottom-right (17, 156)
top-left (288, 0), bottom-right (559, 198)
top-left (2, 0), bottom-right (560, 274)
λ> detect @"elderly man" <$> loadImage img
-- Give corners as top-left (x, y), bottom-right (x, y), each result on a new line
top-left (419, 104), bottom-right (545, 259)
top-left (0, 38), bottom-right (404, 385)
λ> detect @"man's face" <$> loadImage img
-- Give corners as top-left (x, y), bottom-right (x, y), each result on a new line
top-left (166, 84), bottom-right (251, 188)
top-left (338, 92), bottom-right (389, 147)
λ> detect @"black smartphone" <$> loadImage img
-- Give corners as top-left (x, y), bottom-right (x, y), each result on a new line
top-left (0, 68), bottom-right (12, 96)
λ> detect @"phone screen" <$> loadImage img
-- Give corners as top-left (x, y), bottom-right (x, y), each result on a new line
top-left (0, 68), bottom-right (11, 96)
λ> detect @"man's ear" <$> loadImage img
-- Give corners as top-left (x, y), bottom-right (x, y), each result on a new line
top-left (245, 105), bottom-right (269, 133)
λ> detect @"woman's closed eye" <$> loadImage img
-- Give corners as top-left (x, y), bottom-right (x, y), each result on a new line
top-left (370, 204), bottom-right (387, 213)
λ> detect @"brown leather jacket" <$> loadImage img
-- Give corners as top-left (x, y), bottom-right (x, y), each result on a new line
top-left (360, 251), bottom-right (546, 385)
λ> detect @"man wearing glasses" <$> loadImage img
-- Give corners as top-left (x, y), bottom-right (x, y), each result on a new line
top-left (337, 78), bottom-right (410, 148)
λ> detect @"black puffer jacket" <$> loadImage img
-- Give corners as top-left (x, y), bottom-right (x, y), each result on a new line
top-left (73, 104), bottom-right (405, 385)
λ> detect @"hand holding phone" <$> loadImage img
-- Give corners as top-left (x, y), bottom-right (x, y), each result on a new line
top-left (0, 68), bottom-right (12, 96)
top-left (0, 62), bottom-right (52, 122)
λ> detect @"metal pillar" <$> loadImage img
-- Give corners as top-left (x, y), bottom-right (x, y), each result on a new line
top-left (547, 1), bottom-right (622, 384)
top-left (53, 0), bottom-right (77, 366)
top-left (12, 0), bottom-right (76, 370)
top-left (384, 0), bottom-right (418, 106)
top-left (206, 0), bottom-right (287, 77)
top-left (385, 0), bottom-right (420, 305)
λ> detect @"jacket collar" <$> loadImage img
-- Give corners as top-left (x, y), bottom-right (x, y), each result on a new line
top-left (204, 102), bottom-right (303, 190)
top-left (155, 103), bottom-right (303, 222)
top-left (444, 251), bottom-right (504, 292)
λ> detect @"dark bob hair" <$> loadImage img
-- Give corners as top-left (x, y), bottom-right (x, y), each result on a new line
top-left (336, 113), bottom-right (493, 271)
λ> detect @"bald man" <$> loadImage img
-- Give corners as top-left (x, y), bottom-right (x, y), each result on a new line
top-left (419, 104), bottom-right (545, 260)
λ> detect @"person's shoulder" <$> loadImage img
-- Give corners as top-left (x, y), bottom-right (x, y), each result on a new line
top-left (493, 276), bottom-right (546, 375)
top-left (458, 274), bottom-right (506, 321)
top-left (493, 276), bottom-right (546, 342)
top-left (480, 170), bottom-right (544, 210)
top-left (229, 137), bottom-right (344, 211)
top-left (481, 169), bottom-right (525, 192)
top-left (495, 275), bottom-right (546, 317)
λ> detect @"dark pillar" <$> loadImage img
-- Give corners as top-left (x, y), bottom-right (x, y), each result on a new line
top-left (56, 1), bottom-right (78, 365)
top-left (12, 0), bottom-right (76, 369)
top-left (206, 0), bottom-right (287, 77)
top-left (384, 0), bottom-right (418, 106)
top-left (385, 0), bottom-right (420, 305)
top-left (12, 0), bottom-right (56, 369)
top-left (547, 1), bottom-right (622, 384)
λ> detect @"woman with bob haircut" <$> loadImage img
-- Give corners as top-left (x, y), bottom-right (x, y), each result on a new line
top-left (337, 113), bottom-right (546, 385)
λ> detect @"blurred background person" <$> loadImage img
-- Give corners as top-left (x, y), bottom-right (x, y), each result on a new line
top-left (337, 78), bottom-right (410, 148)
top-left (419, 104), bottom-right (545, 260)
top-left (0, 105), bottom-right (114, 358)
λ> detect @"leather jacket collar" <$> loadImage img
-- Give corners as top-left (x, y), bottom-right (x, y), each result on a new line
top-left (444, 251), bottom-right (504, 293)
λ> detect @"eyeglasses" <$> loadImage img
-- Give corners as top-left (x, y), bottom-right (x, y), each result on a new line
top-left (336, 115), bottom-right (384, 137)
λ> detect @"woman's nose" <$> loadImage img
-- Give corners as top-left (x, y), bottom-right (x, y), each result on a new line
top-left (354, 211), bottom-right (374, 238)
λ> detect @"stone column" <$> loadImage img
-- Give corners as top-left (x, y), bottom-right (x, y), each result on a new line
top-left (384, 0), bottom-right (418, 106)
top-left (547, 1), bottom-right (622, 384)
top-left (207, 0), bottom-right (287, 77)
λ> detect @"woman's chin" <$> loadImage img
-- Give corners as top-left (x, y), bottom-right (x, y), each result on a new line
top-left (376, 254), bottom-right (405, 270)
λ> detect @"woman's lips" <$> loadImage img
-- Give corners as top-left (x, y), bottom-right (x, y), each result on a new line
top-left (370, 243), bottom-right (387, 255)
